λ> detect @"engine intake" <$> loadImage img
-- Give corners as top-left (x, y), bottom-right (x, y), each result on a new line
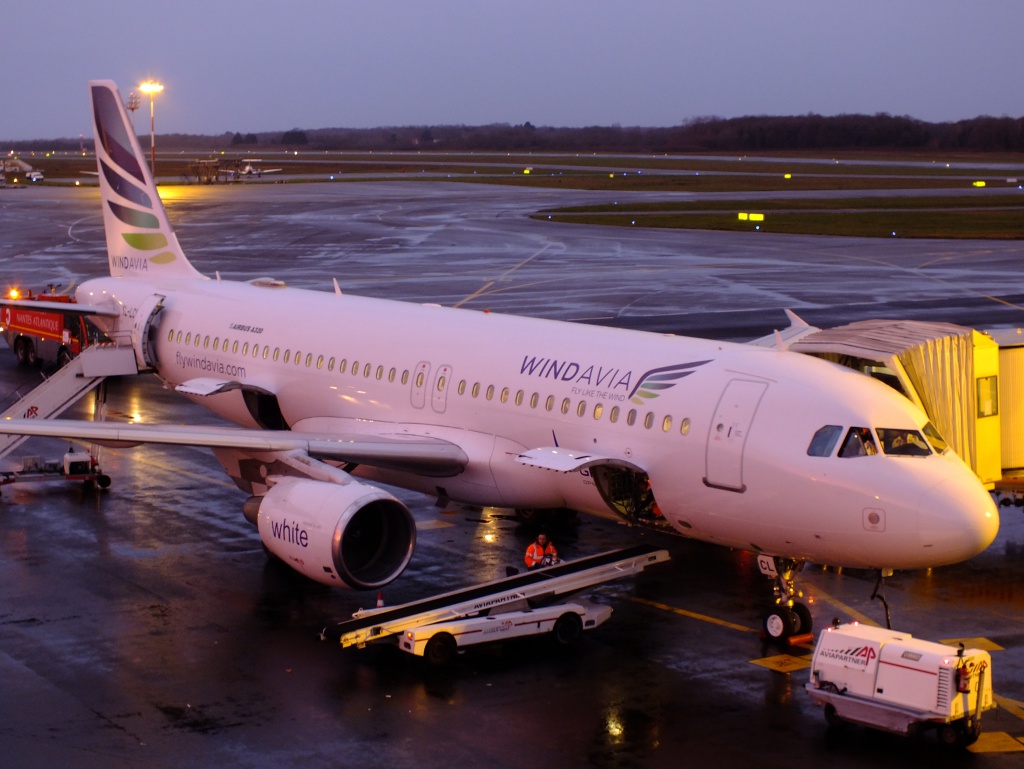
top-left (255, 477), bottom-right (416, 589)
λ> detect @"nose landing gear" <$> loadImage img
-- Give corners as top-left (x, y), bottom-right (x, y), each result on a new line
top-left (758, 555), bottom-right (813, 641)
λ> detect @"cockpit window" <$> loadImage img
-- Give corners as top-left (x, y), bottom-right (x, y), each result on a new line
top-left (807, 425), bottom-right (843, 457)
top-left (838, 427), bottom-right (878, 458)
top-left (876, 428), bottom-right (932, 456)
top-left (922, 422), bottom-right (949, 454)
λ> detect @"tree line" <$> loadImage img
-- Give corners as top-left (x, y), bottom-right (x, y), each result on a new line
top-left (11, 113), bottom-right (1024, 153)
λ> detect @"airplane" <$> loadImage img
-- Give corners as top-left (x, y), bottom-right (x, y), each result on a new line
top-left (227, 159), bottom-right (282, 179)
top-left (0, 81), bottom-right (1000, 640)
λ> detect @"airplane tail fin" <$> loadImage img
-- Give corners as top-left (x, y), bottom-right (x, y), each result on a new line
top-left (89, 80), bottom-right (205, 280)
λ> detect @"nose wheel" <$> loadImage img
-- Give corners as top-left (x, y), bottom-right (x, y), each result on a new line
top-left (758, 556), bottom-right (813, 641)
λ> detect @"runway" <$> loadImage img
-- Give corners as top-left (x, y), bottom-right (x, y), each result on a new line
top-left (2, 180), bottom-right (1024, 767)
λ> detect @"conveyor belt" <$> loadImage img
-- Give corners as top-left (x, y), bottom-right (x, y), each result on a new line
top-left (324, 544), bottom-right (669, 648)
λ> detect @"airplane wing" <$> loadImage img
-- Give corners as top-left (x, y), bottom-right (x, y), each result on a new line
top-left (0, 418), bottom-right (468, 477)
top-left (747, 309), bottom-right (820, 348)
top-left (0, 297), bottom-right (120, 317)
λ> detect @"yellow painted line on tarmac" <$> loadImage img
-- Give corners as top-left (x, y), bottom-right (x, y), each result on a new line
top-left (996, 694), bottom-right (1024, 723)
top-left (968, 731), bottom-right (1024, 753)
top-left (804, 584), bottom-right (879, 627)
top-left (938, 636), bottom-right (1005, 652)
top-left (628, 596), bottom-right (757, 634)
top-left (750, 654), bottom-right (812, 673)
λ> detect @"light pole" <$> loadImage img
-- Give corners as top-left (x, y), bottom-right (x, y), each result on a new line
top-left (138, 80), bottom-right (164, 178)
top-left (126, 91), bottom-right (140, 135)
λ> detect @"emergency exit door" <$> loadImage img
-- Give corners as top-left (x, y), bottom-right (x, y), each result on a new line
top-left (704, 379), bottom-right (767, 492)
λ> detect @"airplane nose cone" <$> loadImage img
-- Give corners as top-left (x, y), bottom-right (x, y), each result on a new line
top-left (918, 474), bottom-right (999, 564)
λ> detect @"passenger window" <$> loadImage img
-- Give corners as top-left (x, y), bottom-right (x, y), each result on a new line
top-left (593, 404), bottom-right (603, 420)
top-left (530, 393), bottom-right (539, 409)
top-left (416, 372), bottom-right (424, 388)
top-left (627, 409), bottom-right (637, 426)
top-left (352, 360), bottom-right (359, 375)
top-left (437, 376), bottom-right (446, 391)
top-left (472, 383), bottom-right (481, 398)
top-left (561, 398), bottom-right (571, 414)
top-left (328, 357), bottom-right (335, 371)
top-left (339, 359), bottom-right (347, 374)
top-left (252, 344), bottom-right (259, 358)
top-left (244, 343), bottom-right (250, 356)
top-left (294, 350), bottom-right (302, 366)
top-left (363, 363), bottom-right (371, 377)
top-left (212, 336), bottom-right (219, 348)
top-left (203, 335), bottom-right (210, 349)
top-left (515, 390), bottom-right (523, 406)
top-left (317, 355), bottom-right (324, 369)
top-left (486, 385), bottom-right (494, 400)
top-left (376, 365), bottom-right (383, 380)
top-left (838, 427), bottom-right (878, 458)
top-left (662, 415), bottom-right (672, 432)
top-left (877, 428), bottom-right (931, 456)
top-left (305, 352), bottom-right (312, 367)
top-left (501, 388), bottom-right (509, 404)
top-left (263, 347), bottom-right (270, 360)
top-left (458, 380), bottom-right (466, 395)
top-left (176, 331), bottom-right (182, 343)
top-left (807, 425), bottom-right (843, 457)
top-left (644, 412), bottom-right (654, 429)
top-left (232, 340), bottom-right (239, 354)
top-left (609, 406), bottom-right (619, 423)
top-left (273, 347), bottom-right (280, 362)
top-left (576, 401), bottom-right (586, 417)
top-left (389, 368), bottom-right (396, 382)
top-left (680, 417), bottom-right (690, 436)
top-left (545, 395), bottom-right (554, 411)
top-left (185, 332), bottom-right (192, 345)
top-left (402, 370), bottom-right (410, 385)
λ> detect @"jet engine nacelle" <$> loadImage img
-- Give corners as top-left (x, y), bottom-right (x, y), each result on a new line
top-left (256, 476), bottom-right (416, 590)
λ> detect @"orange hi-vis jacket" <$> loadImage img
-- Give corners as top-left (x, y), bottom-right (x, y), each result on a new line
top-left (524, 541), bottom-right (558, 568)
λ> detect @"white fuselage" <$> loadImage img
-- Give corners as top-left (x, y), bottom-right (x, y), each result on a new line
top-left (77, 273), bottom-right (999, 572)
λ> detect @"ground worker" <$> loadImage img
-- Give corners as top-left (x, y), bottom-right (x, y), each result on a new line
top-left (524, 532), bottom-right (559, 569)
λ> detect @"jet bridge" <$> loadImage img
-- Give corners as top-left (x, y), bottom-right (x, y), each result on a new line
top-left (322, 544), bottom-right (670, 650)
top-left (0, 345), bottom-right (138, 461)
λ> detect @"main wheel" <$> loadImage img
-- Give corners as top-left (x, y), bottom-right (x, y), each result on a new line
top-left (763, 606), bottom-right (796, 640)
top-left (13, 338), bottom-right (27, 365)
top-left (423, 632), bottom-right (458, 667)
top-left (791, 602), bottom-right (813, 635)
top-left (24, 340), bottom-right (37, 367)
top-left (824, 703), bottom-right (843, 728)
top-left (938, 722), bottom-right (965, 748)
top-left (553, 612), bottom-right (583, 646)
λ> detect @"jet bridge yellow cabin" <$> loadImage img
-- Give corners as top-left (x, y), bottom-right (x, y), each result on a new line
top-left (789, 320), bottom-right (1002, 487)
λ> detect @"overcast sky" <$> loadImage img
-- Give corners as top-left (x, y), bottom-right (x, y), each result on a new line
top-left (4, 1), bottom-right (1023, 140)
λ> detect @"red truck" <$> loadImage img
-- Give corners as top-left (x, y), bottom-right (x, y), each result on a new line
top-left (0, 288), bottom-right (90, 367)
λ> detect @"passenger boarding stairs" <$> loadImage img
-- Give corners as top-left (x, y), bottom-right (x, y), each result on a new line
top-left (0, 345), bottom-right (138, 460)
top-left (323, 545), bottom-right (671, 649)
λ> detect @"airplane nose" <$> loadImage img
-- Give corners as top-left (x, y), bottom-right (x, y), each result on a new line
top-left (917, 473), bottom-right (999, 564)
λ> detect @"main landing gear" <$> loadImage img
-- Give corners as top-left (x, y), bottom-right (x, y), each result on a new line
top-left (758, 555), bottom-right (813, 641)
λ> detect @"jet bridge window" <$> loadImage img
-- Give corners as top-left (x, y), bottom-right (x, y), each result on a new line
top-left (807, 425), bottom-right (843, 457)
top-left (838, 427), bottom-right (878, 458)
top-left (876, 428), bottom-right (931, 457)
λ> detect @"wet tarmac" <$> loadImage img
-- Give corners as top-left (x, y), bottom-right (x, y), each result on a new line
top-left (2, 181), bottom-right (1024, 767)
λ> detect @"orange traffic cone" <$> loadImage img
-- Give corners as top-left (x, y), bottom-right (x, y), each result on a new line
top-left (376, 590), bottom-right (384, 608)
